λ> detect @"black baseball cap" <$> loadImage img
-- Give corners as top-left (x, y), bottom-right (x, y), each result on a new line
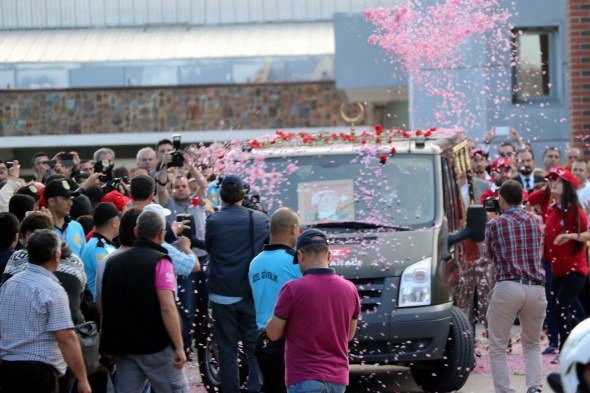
top-left (220, 175), bottom-right (244, 190)
top-left (293, 229), bottom-right (329, 264)
top-left (43, 179), bottom-right (80, 200)
top-left (93, 202), bottom-right (120, 227)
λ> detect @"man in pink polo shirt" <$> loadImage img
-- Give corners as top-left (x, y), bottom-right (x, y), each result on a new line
top-left (266, 229), bottom-right (360, 393)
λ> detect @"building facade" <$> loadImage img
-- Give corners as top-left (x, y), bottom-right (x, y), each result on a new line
top-left (0, 0), bottom-right (586, 164)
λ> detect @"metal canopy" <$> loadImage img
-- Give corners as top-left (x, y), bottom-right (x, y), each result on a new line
top-left (0, 22), bottom-right (335, 64)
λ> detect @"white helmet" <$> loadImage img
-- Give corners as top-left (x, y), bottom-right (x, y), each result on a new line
top-left (560, 318), bottom-right (590, 393)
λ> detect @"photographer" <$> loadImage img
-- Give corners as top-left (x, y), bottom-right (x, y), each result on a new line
top-left (0, 160), bottom-right (20, 213)
top-left (93, 160), bottom-right (129, 197)
top-left (205, 175), bottom-right (270, 393)
top-left (31, 152), bottom-right (52, 183)
top-left (157, 148), bottom-right (209, 360)
top-left (485, 180), bottom-right (546, 393)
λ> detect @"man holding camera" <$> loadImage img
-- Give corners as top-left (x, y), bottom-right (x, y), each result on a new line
top-left (0, 160), bottom-right (20, 213)
top-left (31, 152), bottom-right (52, 183)
top-left (157, 151), bottom-right (209, 360)
top-left (206, 175), bottom-right (270, 393)
top-left (484, 180), bottom-right (546, 393)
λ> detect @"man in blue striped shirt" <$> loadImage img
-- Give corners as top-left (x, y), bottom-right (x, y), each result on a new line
top-left (0, 229), bottom-right (91, 393)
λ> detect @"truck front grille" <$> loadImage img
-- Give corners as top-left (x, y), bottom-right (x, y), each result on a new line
top-left (349, 277), bottom-right (385, 313)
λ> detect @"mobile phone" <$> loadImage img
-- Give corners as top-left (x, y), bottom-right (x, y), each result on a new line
top-left (6, 161), bottom-right (14, 169)
top-left (42, 159), bottom-right (57, 169)
top-left (176, 214), bottom-right (195, 238)
top-left (495, 126), bottom-right (510, 136)
top-left (60, 153), bottom-right (74, 167)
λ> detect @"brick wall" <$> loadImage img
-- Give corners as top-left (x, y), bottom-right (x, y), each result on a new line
top-left (0, 82), bottom-right (354, 136)
top-left (569, 0), bottom-right (590, 150)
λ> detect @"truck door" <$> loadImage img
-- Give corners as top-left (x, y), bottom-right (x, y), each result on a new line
top-left (441, 157), bottom-right (471, 309)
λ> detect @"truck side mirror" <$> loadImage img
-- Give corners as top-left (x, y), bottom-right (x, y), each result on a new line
top-left (448, 205), bottom-right (487, 246)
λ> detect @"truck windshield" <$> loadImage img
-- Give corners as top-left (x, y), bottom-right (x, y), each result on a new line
top-left (258, 154), bottom-right (436, 230)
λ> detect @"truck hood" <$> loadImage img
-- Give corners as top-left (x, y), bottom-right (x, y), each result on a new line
top-left (327, 229), bottom-right (436, 278)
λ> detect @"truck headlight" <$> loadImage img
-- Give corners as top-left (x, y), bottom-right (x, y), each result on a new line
top-left (398, 258), bottom-right (432, 307)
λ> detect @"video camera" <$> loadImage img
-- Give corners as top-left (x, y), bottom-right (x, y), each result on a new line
top-left (242, 183), bottom-right (267, 214)
top-left (168, 134), bottom-right (185, 168)
top-left (94, 160), bottom-right (128, 194)
top-left (483, 197), bottom-right (500, 214)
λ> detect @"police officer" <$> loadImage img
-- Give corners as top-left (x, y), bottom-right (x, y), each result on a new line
top-left (44, 179), bottom-right (86, 258)
top-left (81, 202), bottom-right (120, 301)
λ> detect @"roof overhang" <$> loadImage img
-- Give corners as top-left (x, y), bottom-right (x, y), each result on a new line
top-left (0, 22), bottom-right (334, 63)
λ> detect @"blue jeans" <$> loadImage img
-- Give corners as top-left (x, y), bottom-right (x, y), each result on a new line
top-left (211, 297), bottom-right (262, 393)
top-left (176, 271), bottom-right (200, 356)
top-left (287, 380), bottom-right (346, 393)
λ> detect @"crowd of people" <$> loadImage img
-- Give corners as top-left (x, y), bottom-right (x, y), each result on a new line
top-left (2, 128), bottom-right (590, 393)
top-left (0, 139), bottom-right (360, 393)
top-left (468, 127), bottom-right (590, 393)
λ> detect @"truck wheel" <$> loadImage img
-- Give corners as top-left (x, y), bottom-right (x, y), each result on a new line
top-left (197, 318), bottom-right (249, 393)
top-left (410, 306), bottom-right (475, 392)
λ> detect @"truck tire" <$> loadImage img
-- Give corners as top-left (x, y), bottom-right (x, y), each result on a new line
top-left (410, 306), bottom-right (475, 392)
top-left (197, 319), bottom-right (249, 393)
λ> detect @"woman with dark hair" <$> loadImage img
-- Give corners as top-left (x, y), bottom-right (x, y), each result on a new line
top-left (543, 166), bottom-right (589, 364)
top-left (528, 183), bottom-right (560, 354)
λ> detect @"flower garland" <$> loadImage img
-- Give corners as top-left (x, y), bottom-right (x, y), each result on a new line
top-left (182, 125), bottom-right (462, 211)
top-left (247, 125), bottom-right (439, 149)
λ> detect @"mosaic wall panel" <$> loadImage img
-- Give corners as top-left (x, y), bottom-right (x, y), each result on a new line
top-left (0, 82), bottom-right (359, 136)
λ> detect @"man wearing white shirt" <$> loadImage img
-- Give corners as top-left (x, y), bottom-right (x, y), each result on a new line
top-left (572, 160), bottom-right (590, 213)
top-left (572, 159), bottom-right (590, 320)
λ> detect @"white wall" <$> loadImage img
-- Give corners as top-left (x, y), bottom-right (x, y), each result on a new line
top-left (0, 0), bottom-right (404, 29)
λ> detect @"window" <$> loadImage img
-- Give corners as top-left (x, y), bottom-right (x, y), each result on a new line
top-left (441, 158), bottom-right (460, 232)
top-left (511, 27), bottom-right (557, 103)
top-left (260, 154), bottom-right (436, 228)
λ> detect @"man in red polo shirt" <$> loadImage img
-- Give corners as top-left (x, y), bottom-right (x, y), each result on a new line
top-left (480, 157), bottom-right (529, 205)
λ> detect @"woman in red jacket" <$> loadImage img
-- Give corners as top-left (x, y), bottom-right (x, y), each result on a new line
top-left (544, 166), bottom-right (589, 362)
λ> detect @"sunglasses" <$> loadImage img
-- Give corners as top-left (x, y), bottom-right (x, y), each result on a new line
top-left (499, 152), bottom-right (515, 158)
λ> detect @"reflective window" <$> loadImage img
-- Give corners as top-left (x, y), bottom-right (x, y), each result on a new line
top-left (512, 28), bottom-right (555, 102)
top-left (257, 154), bottom-right (436, 229)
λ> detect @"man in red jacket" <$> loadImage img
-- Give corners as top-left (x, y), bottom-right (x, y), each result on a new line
top-left (480, 157), bottom-right (528, 205)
